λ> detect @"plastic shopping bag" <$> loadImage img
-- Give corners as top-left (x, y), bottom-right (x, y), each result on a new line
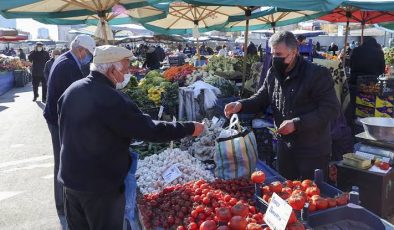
top-left (124, 150), bottom-right (139, 227)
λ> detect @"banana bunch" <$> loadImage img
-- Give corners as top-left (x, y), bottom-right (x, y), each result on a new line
top-left (148, 86), bottom-right (165, 104)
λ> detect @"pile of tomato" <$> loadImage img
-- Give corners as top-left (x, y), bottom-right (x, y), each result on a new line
top-left (257, 176), bottom-right (349, 213)
top-left (138, 178), bottom-right (265, 230)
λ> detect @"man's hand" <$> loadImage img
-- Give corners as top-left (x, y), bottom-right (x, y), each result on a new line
top-left (277, 120), bottom-right (296, 135)
top-left (224, 102), bottom-right (242, 118)
top-left (192, 122), bottom-right (205, 137)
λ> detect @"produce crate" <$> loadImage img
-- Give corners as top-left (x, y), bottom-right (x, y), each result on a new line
top-left (307, 203), bottom-right (390, 230)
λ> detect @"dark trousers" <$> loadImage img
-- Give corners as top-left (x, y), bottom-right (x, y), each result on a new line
top-left (32, 75), bottom-right (47, 100)
top-left (64, 187), bottom-right (125, 230)
top-left (47, 122), bottom-right (65, 217)
top-left (277, 141), bottom-right (329, 180)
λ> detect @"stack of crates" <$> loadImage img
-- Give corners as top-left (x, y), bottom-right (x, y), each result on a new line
top-left (355, 75), bottom-right (394, 118)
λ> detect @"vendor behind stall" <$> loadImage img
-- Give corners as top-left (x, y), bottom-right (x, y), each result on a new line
top-left (224, 31), bottom-right (340, 180)
top-left (58, 45), bottom-right (204, 229)
top-left (142, 46), bottom-right (160, 70)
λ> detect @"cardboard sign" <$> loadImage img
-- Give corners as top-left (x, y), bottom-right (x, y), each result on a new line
top-left (264, 193), bottom-right (293, 230)
top-left (162, 165), bottom-right (182, 184)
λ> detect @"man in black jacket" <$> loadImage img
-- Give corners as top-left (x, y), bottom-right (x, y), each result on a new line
top-left (28, 42), bottom-right (50, 101)
top-left (43, 49), bottom-right (61, 84)
top-left (43, 34), bottom-right (96, 230)
top-left (225, 31), bottom-right (340, 180)
top-left (58, 45), bottom-right (204, 229)
top-left (350, 37), bottom-right (385, 85)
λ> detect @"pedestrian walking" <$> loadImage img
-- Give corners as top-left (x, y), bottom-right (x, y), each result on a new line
top-left (28, 42), bottom-right (50, 102)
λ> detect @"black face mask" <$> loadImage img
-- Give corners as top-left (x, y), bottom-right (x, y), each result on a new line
top-left (272, 56), bottom-right (289, 76)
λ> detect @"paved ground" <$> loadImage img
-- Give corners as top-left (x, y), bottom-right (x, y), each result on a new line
top-left (0, 84), bottom-right (60, 230)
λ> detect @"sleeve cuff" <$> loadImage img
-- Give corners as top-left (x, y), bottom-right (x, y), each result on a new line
top-left (292, 117), bottom-right (301, 131)
top-left (183, 122), bottom-right (195, 135)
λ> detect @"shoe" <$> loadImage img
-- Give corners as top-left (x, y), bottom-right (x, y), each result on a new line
top-left (33, 97), bottom-right (37, 102)
top-left (42, 98), bottom-right (47, 103)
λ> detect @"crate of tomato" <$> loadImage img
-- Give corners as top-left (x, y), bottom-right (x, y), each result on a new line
top-left (251, 168), bottom-right (389, 230)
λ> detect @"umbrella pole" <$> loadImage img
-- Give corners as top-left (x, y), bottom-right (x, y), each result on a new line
top-left (197, 37), bottom-right (201, 62)
top-left (361, 22), bottom-right (365, 44)
top-left (343, 13), bottom-right (350, 69)
top-left (241, 9), bottom-right (251, 95)
top-left (99, 15), bottom-right (109, 45)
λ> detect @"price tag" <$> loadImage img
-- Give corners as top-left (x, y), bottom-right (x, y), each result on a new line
top-left (355, 151), bottom-right (375, 160)
top-left (264, 193), bottom-right (293, 230)
top-left (216, 117), bottom-right (226, 128)
top-left (162, 165), bottom-right (182, 184)
top-left (170, 116), bottom-right (177, 149)
top-left (158, 106), bottom-right (164, 120)
top-left (212, 116), bottom-right (219, 125)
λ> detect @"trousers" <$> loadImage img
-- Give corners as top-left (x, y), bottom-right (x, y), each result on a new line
top-left (47, 122), bottom-right (65, 217)
top-left (32, 75), bottom-right (47, 100)
top-left (64, 187), bottom-right (125, 230)
top-left (277, 141), bottom-right (329, 180)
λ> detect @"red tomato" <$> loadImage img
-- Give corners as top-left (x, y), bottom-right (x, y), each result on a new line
top-left (327, 198), bottom-right (337, 208)
top-left (261, 185), bottom-right (271, 195)
top-left (335, 193), bottom-right (349, 206)
top-left (231, 203), bottom-right (249, 218)
top-left (262, 194), bottom-right (271, 203)
top-left (301, 179), bottom-right (314, 191)
top-left (249, 205), bottom-right (257, 214)
top-left (308, 202), bottom-right (317, 212)
top-left (218, 226), bottom-right (229, 230)
top-left (224, 195), bottom-right (231, 202)
top-left (246, 218), bottom-right (257, 223)
top-left (177, 226), bottom-right (186, 230)
top-left (313, 197), bottom-right (328, 210)
top-left (288, 195), bottom-right (306, 210)
top-left (196, 205), bottom-right (205, 213)
top-left (203, 197), bottom-right (210, 205)
top-left (284, 180), bottom-right (294, 188)
top-left (188, 222), bottom-right (198, 230)
top-left (269, 181), bottom-right (283, 194)
top-left (287, 211), bottom-right (297, 225)
top-left (215, 207), bottom-right (232, 222)
top-left (228, 216), bottom-right (248, 230)
top-left (282, 187), bottom-right (293, 194)
top-left (199, 220), bottom-right (216, 230)
top-left (291, 189), bottom-right (307, 199)
top-left (305, 187), bottom-right (320, 197)
top-left (286, 221), bottom-right (305, 230)
top-left (246, 223), bottom-right (263, 230)
top-left (229, 198), bottom-right (238, 206)
top-left (292, 180), bottom-right (302, 188)
top-left (251, 171), bottom-right (266, 183)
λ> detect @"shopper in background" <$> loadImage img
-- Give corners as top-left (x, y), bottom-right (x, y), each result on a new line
top-left (328, 42), bottom-right (339, 56)
top-left (142, 46), bottom-right (160, 70)
top-left (43, 34), bottom-right (96, 230)
top-left (58, 45), bottom-right (204, 229)
top-left (218, 45), bottom-right (228, 57)
top-left (43, 49), bottom-right (61, 84)
top-left (183, 43), bottom-right (193, 58)
top-left (18, 48), bottom-right (26, 61)
top-left (247, 41), bottom-right (258, 56)
top-left (224, 31), bottom-right (340, 180)
top-left (28, 42), bottom-right (50, 102)
top-left (350, 37), bottom-right (385, 85)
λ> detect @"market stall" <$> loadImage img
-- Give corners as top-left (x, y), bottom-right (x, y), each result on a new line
top-left (0, 55), bottom-right (29, 95)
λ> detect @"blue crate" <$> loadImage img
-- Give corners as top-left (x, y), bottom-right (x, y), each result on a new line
top-left (308, 203), bottom-right (390, 230)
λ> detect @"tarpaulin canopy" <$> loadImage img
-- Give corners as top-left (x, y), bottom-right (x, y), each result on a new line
top-left (185, 0), bottom-right (343, 11)
top-left (0, 0), bottom-right (164, 44)
top-left (342, 0), bottom-right (394, 11)
top-left (223, 7), bottom-right (328, 32)
top-left (0, 34), bottom-right (28, 42)
top-left (319, 9), bottom-right (394, 24)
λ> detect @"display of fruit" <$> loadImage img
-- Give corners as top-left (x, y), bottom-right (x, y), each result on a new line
top-left (259, 179), bottom-right (349, 213)
top-left (148, 86), bottom-right (165, 105)
top-left (138, 179), bottom-right (263, 230)
top-left (250, 171), bottom-right (266, 184)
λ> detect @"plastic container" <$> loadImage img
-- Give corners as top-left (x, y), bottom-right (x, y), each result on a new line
top-left (308, 203), bottom-right (388, 230)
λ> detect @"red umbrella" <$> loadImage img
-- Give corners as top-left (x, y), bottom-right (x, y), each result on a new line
top-left (0, 35), bottom-right (28, 42)
top-left (320, 9), bottom-right (394, 40)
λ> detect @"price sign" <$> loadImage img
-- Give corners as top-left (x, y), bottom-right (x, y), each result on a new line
top-left (264, 193), bottom-right (293, 230)
top-left (162, 165), bottom-right (182, 184)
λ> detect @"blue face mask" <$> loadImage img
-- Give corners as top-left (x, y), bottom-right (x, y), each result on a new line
top-left (80, 53), bottom-right (92, 66)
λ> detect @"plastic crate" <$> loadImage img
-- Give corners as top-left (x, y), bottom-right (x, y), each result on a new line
top-left (307, 203), bottom-right (389, 230)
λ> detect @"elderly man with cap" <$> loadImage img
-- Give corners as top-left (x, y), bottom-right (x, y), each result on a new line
top-left (28, 42), bottom-right (50, 101)
top-left (43, 34), bottom-right (95, 229)
top-left (57, 45), bottom-right (204, 229)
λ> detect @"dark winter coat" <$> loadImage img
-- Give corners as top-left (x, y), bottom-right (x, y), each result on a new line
top-left (239, 56), bottom-right (340, 157)
top-left (350, 37), bottom-right (385, 85)
top-left (57, 71), bottom-right (195, 192)
top-left (28, 50), bottom-right (50, 77)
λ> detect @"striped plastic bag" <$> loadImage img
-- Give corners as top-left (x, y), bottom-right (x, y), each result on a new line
top-left (214, 114), bottom-right (258, 179)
